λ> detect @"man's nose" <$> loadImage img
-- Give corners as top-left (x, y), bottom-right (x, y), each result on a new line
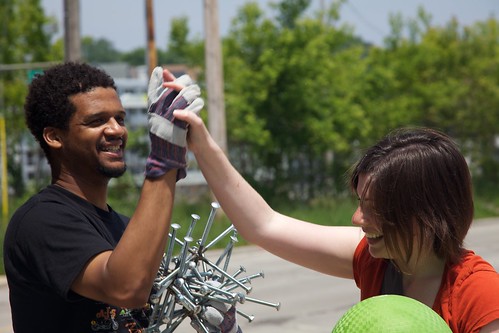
top-left (105, 118), bottom-right (125, 135)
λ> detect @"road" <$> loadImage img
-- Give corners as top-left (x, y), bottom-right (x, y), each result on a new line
top-left (1, 218), bottom-right (498, 333)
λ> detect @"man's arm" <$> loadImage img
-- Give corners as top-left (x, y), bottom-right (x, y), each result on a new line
top-left (72, 68), bottom-right (202, 308)
top-left (72, 170), bottom-right (177, 308)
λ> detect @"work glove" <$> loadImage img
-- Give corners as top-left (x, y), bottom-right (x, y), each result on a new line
top-left (145, 66), bottom-right (204, 179)
top-left (191, 281), bottom-right (243, 333)
top-left (193, 302), bottom-right (242, 333)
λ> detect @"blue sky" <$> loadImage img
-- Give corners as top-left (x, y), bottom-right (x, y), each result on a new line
top-left (41, 0), bottom-right (498, 51)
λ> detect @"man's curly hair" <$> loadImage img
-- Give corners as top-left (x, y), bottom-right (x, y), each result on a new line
top-left (25, 62), bottom-right (117, 159)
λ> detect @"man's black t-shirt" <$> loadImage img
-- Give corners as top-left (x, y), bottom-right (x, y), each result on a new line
top-left (4, 185), bottom-right (150, 332)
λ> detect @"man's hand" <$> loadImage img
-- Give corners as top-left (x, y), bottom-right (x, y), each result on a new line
top-left (145, 66), bottom-right (204, 180)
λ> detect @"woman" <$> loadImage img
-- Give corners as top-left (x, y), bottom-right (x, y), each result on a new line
top-left (174, 108), bottom-right (499, 333)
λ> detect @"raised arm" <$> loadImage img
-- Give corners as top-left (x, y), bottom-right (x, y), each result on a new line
top-left (72, 69), bottom-right (203, 308)
top-left (174, 110), bottom-right (364, 279)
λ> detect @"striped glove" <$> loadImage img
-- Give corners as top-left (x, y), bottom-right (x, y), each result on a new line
top-left (191, 280), bottom-right (243, 333)
top-left (194, 302), bottom-right (242, 333)
top-left (145, 67), bottom-right (204, 179)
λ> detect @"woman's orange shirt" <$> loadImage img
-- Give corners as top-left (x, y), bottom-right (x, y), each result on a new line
top-left (353, 237), bottom-right (499, 333)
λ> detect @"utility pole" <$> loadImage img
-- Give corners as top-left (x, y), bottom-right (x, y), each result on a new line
top-left (203, 0), bottom-right (227, 154)
top-left (64, 0), bottom-right (81, 61)
top-left (145, 0), bottom-right (157, 76)
top-left (0, 115), bottom-right (7, 223)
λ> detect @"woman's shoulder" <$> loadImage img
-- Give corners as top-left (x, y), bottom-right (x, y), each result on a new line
top-left (445, 250), bottom-right (498, 290)
top-left (440, 250), bottom-right (499, 332)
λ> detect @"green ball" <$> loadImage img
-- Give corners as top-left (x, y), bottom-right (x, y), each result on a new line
top-left (332, 295), bottom-right (452, 333)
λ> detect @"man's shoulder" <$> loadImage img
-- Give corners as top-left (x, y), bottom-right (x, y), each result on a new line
top-left (10, 186), bottom-right (73, 221)
top-left (6, 185), bottom-right (99, 244)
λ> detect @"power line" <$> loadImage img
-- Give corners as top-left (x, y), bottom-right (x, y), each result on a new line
top-left (0, 62), bottom-right (60, 72)
top-left (343, 0), bottom-right (386, 39)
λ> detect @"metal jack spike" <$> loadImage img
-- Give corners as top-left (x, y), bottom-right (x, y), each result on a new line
top-left (178, 236), bottom-right (193, 276)
top-left (202, 257), bottom-right (252, 294)
top-left (215, 235), bottom-right (238, 267)
top-left (164, 223), bottom-right (181, 274)
top-left (225, 271), bottom-right (265, 292)
top-left (237, 309), bottom-right (255, 322)
top-left (202, 224), bottom-right (235, 252)
top-left (186, 214), bottom-right (200, 238)
top-left (199, 202), bottom-right (220, 249)
top-left (242, 296), bottom-right (281, 311)
top-left (222, 235), bottom-right (238, 273)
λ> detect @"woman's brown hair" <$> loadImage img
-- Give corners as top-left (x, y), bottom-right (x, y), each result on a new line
top-left (350, 128), bottom-right (474, 265)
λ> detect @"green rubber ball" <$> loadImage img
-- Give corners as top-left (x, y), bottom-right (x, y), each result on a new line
top-left (332, 295), bottom-right (452, 333)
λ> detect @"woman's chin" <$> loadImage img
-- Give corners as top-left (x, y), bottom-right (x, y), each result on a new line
top-left (367, 236), bottom-right (388, 258)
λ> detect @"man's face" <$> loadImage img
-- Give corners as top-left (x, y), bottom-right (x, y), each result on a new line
top-left (60, 87), bottom-right (128, 181)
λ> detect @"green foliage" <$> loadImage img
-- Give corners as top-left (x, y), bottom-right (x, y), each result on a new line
top-left (1, 0), bottom-right (53, 106)
top-left (126, 127), bottom-right (149, 157)
top-left (0, 0), bottom-right (58, 195)
top-left (367, 14), bottom-right (499, 184)
top-left (271, 0), bottom-right (312, 29)
top-left (1, 190), bottom-right (497, 276)
top-left (223, 1), bottom-right (373, 199)
top-left (276, 195), bottom-right (357, 226)
top-left (2, 0), bottom-right (498, 279)
top-left (2, 0), bottom-right (52, 63)
top-left (82, 37), bottom-right (121, 63)
top-left (160, 17), bottom-right (204, 66)
top-left (120, 47), bottom-right (146, 66)
top-left (2, 0), bottom-right (498, 213)
top-left (163, 17), bottom-right (190, 64)
top-left (220, 0), bottom-right (499, 203)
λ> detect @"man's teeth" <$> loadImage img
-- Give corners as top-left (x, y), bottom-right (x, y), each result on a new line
top-left (102, 146), bottom-right (120, 152)
top-left (366, 232), bottom-right (383, 239)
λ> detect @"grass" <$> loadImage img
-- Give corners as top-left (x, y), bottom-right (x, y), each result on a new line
top-left (0, 188), bottom-right (497, 276)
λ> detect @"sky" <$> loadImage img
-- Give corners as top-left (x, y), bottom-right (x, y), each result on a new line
top-left (40, 0), bottom-right (498, 52)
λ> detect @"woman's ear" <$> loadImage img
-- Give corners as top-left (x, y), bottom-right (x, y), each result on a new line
top-left (43, 127), bottom-right (63, 149)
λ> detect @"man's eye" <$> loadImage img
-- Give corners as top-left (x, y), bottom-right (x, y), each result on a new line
top-left (88, 119), bottom-right (106, 126)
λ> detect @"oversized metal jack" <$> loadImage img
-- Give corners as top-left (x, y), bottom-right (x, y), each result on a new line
top-left (146, 202), bottom-right (280, 333)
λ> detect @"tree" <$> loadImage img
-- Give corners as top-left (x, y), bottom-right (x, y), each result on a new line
top-left (271, 0), bottom-right (311, 29)
top-left (221, 1), bottom-right (499, 202)
top-left (359, 9), bottom-right (499, 195)
top-left (120, 47), bottom-right (146, 66)
top-left (160, 17), bottom-right (204, 66)
top-left (222, 0), bottom-right (370, 200)
top-left (0, 0), bottom-right (55, 195)
top-left (81, 37), bottom-right (120, 63)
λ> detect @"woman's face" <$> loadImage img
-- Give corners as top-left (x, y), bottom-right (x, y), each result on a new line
top-left (351, 173), bottom-right (392, 259)
top-left (352, 174), bottom-right (429, 270)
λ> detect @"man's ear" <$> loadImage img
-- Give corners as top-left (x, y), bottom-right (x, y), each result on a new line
top-left (43, 127), bottom-right (63, 149)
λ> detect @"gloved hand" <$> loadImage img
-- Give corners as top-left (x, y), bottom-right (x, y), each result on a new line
top-left (191, 281), bottom-right (242, 333)
top-left (193, 302), bottom-right (242, 333)
top-left (146, 66), bottom-right (204, 179)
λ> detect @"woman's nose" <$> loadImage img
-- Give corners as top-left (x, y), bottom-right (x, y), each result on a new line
top-left (352, 206), bottom-right (365, 227)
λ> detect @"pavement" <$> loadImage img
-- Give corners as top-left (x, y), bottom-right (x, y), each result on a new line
top-left (1, 217), bottom-right (498, 333)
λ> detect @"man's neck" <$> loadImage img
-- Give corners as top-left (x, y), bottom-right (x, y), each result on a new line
top-left (53, 177), bottom-right (109, 211)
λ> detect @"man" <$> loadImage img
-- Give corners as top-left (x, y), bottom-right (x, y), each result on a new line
top-left (3, 62), bottom-right (205, 332)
